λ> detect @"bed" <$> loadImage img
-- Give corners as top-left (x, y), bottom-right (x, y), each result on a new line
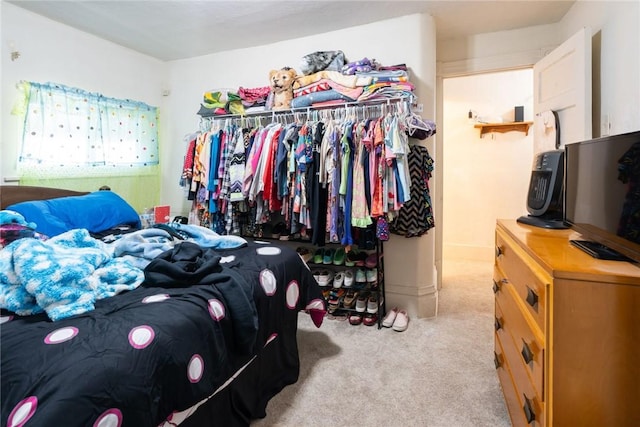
top-left (0, 185), bottom-right (325, 427)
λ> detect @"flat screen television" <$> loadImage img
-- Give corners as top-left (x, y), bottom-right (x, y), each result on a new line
top-left (564, 129), bottom-right (640, 263)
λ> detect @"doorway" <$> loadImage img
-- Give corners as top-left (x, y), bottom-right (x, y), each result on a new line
top-left (441, 69), bottom-right (534, 264)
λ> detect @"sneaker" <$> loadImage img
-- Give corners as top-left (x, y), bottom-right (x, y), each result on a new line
top-left (323, 248), bottom-right (335, 265)
top-left (332, 271), bottom-right (344, 288)
top-left (366, 295), bottom-right (379, 313)
top-left (317, 270), bottom-right (333, 287)
top-left (355, 293), bottom-right (368, 312)
top-left (313, 248), bottom-right (324, 264)
top-left (343, 270), bottom-right (355, 287)
top-left (333, 247), bottom-right (346, 265)
top-left (355, 268), bottom-right (366, 283)
top-left (366, 268), bottom-right (377, 284)
top-left (392, 310), bottom-right (410, 332)
top-left (312, 269), bottom-right (322, 282)
top-left (382, 307), bottom-right (398, 328)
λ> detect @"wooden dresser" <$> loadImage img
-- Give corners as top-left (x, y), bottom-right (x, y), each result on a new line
top-left (493, 219), bottom-right (640, 427)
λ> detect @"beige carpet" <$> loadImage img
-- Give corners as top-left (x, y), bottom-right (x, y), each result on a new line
top-left (252, 259), bottom-right (511, 427)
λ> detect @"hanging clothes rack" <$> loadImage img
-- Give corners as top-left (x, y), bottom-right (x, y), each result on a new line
top-left (199, 95), bottom-right (415, 130)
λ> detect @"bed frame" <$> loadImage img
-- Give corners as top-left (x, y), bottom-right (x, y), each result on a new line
top-left (0, 185), bottom-right (89, 209)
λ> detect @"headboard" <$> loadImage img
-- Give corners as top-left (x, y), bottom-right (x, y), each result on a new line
top-left (0, 186), bottom-right (89, 210)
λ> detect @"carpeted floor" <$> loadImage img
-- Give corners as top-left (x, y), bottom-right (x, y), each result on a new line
top-left (252, 259), bottom-right (511, 427)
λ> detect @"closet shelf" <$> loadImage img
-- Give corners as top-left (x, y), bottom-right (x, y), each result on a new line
top-left (474, 121), bottom-right (532, 137)
top-left (200, 95), bottom-right (415, 123)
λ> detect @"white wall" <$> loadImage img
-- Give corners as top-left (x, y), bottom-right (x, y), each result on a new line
top-left (0, 2), bottom-right (165, 183)
top-left (435, 0), bottom-right (640, 263)
top-left (443, 70), bottom-right (533, 261)
top-left (559, 0), bottom-right (640, 135)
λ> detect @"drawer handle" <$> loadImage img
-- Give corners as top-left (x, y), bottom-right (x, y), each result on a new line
top-left (523, 394), bottom-right (536, 424)
top-left (494, 316), bottom-right (503, 331)
top-left (526, 286), bottom-right (539, 310)
top-left (494, 351), bottom-right (501, 369)
top-left (521, 341), bottom-right (534, 365)
top-left (492, 280), bottom-right (501, 294)
top-left (495, 245), bottom-right (504, 257)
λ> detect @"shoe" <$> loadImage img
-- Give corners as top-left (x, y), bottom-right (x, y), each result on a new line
top-left (323, 248), bottom-right (335, 265)
top-left (366, 295), bottom-right (379, 313)
top-left (332, 271), bottom-right (344, 288)
top-left (355, 268), bottom-right (366, 283)
top-left (271, 222), bottom-right (287, 238)
top-left (363, 313), bottom-right (378, 326)
top-left (296, 247), bottom-right (312, 263)
top-left (366, 268), bottom-right (377, 284)
top-left (345, 249), bottom-right (358, 267)
top-left (333, 247), bottom-right (346, 265)
top-left (365, 253), bottom-right (378, 268)
top-left (342, 290), bottom-right (358, 309)
top-left (355, 293), bottom-right (368, 312)
top-left (313, 248), bottom-right (324, 264)
top-left (392, 310), bottom-right (410, 332)
top-left (349, 313), bottom-right (363, 325)
top-left (343, 270), bottom-right (354, 287)
top-left (312, 269), bottom-right (322, 282)
top-left (382, 307), bottom-right (398, 328)
top-left (353, 251), bottom-right (367, 266)
top-left (317, 270), bottom-right (333, 287)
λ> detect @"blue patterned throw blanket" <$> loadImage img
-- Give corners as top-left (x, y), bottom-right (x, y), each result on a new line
top-left (0, 229), bottom-right (143, 321)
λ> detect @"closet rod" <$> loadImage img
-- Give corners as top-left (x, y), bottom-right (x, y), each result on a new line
top-left (200, 94), bottom-right (415, 121)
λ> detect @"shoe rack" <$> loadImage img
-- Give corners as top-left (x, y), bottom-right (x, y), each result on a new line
top-left (304, 240), bottom-right (386, 329)
top-left (238, 214), bottom-right (386, 328)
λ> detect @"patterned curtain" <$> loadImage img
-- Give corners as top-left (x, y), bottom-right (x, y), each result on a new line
top-left (14, 81), bottom-right (161, 211)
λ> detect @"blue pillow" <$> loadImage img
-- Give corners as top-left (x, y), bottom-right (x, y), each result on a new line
top-left (6, 191), bottom-right (141, 237)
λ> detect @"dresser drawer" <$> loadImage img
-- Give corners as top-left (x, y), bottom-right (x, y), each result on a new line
top-left (495, 332), bottom-right (545, 427)
top-left (495, 229), bottom-right (548, 331)
top-left (495, 280), bottom-right (545, 402)
top-left (495, 334), bottom-right (530, 427)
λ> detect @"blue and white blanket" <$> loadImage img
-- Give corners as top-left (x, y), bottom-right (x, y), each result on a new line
top-left (0, 229), bottom-right (143, 321)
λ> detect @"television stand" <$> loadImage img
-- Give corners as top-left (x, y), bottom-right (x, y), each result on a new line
top-left (570, 239), bottom-right (635, 262)
top-left (516, 215), bottom-right (568, 229)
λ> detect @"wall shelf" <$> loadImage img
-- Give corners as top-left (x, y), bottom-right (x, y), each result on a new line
top-left (474, 121), bottom-right (533, 137)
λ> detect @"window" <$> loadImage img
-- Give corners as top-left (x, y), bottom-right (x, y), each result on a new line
top-left (17, 81), bottom-right (159, 178)
top-left (13, 81), bottom-right (161, 212)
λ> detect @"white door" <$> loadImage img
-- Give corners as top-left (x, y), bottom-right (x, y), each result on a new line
top-left (533, 27), bottom-right (592, 153)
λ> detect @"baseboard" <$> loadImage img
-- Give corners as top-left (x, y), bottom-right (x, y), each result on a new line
top-left (384, 282), bottom-right (438, 319)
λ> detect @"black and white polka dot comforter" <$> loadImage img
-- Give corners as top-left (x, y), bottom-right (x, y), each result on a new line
top-left (1, 240), bottom-right (325, 427)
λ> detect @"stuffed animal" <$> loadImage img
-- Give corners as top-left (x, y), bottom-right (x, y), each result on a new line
top-left (269, 67), bottom-right (297, 110)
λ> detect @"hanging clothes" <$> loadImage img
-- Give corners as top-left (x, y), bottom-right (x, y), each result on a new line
top-left (389, 144), bottom-right (435, 237)
top-left (182, 100), bottom-right (435, 240)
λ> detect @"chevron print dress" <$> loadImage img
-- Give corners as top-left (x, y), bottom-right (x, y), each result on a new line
top-left (389, 144), bottom-right (435, 237)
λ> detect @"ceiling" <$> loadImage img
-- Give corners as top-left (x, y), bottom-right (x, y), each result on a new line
top-left (7, 0), bottom-right (576, 61)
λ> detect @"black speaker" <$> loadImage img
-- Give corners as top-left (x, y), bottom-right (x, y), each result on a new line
top-left (514, 106), bottom-right (524, 122)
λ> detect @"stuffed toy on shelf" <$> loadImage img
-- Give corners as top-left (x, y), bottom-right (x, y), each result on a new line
top-left (268, 67), bottom-right (297, 110)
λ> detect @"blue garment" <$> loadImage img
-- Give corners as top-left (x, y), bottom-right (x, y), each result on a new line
top-left (208, 130), bottom-right (221, 213)
top-left (290, 89), bottom-right (356, 109)
top-left (341, 124), bottom-right (354, 246)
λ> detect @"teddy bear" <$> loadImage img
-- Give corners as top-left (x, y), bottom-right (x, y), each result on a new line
top-left (268, 67), bottom-right (297, 110)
